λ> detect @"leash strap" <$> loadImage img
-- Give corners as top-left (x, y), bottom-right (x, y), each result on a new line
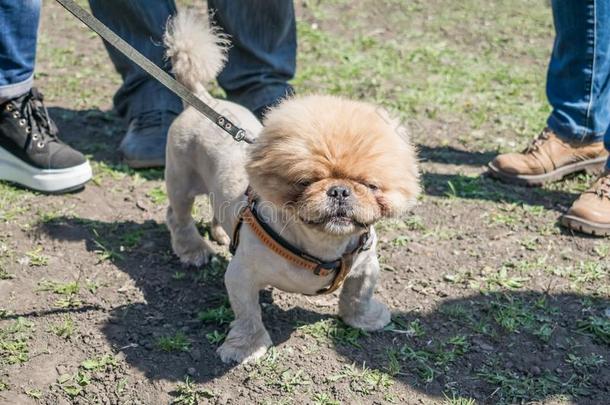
top-left (55, 0), bottom-right (255, 144)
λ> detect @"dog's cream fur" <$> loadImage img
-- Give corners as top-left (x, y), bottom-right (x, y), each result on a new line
top-left (164, 12), bottom-right (420, 364)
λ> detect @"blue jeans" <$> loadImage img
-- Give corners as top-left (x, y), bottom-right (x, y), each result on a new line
top-left (0, 0), bottom-right (295, 119)
top-left (546, 0), bottom-right (610, 169)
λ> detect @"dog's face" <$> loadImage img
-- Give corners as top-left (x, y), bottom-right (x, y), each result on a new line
top-left (247, 95), bottom-right (420, 236)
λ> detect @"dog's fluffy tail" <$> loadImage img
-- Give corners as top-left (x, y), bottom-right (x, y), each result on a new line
top-left (164, 11), bottom-right (229, 94)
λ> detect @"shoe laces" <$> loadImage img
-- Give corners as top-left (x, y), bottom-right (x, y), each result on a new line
top-left (19, 88), bottom-right (59, 147)
top-left (524, 128), bottom-right (552, 154)
top-left (593, 172), bottom-right (610, 199)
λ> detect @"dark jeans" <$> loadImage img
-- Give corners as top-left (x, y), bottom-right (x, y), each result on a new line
top-left (0, 0), bottom-right (296, 120)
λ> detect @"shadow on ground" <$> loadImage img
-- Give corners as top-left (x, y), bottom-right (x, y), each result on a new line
top-left (37, 216), bottom-right (610, 404)
top-left (418, 145), bottom-right (497, 167)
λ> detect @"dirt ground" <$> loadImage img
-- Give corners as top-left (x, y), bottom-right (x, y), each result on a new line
top-left (1, 1), bottom-right (609, 404)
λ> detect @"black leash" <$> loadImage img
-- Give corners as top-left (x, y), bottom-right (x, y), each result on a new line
top-left (55, 0), bottom-right (255, 144)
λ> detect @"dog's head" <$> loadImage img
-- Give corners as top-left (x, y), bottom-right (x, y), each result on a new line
top-left (246, 95), bottom-right (420, 236)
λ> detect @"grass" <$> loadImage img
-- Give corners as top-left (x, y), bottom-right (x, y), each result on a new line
top-left (156, 332), bottom-right (191, 352)
top-left (0, 317), bottom-right (33, 365)
top-left (297, 318), bottom-right (368, 348)
top-left (576, 316), bottom-right (610, 345)
top-left (24, 246), bottom-right (50, 267)
top-left (394, 335), bottom-right (471, 383)
top-left (49, 316), bottom-right (75, 340)
top-left (197, 303), bottom-right (234, 325)
top-left (54, 354), bottom-right (118, 399)
top-left (477, 366), bottom-right (590, 404)
top-left (328, 363), bottom-right (394, 396)
top-left (172, 377), bottom-right (214, 405)
top-left (37, 280), bottom-right (83, 308)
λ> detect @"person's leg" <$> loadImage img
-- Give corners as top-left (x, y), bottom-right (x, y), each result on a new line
top-left (488, 0), bottom-right (609, 186)
top-left (548, 0), bottom-right (610, 237)
top-left (546, 0), bottom-right (610, 143)
top-left (0, 0), bottom-right (91, 193)
top-left (0, 0), bottom-right (38, 102)
top-left (208, 0), bottom-right (296, 119)
top-left (89, 0), bottom-right (183, 168)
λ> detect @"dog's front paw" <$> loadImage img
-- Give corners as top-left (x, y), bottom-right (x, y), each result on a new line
top-left (176, 237), bottom-right (213, 267)
top-left (217, 328), bottom-right (272, 364)
top-left (340, 298), bottom-right (391, 331)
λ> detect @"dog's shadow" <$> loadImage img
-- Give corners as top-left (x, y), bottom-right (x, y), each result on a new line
top-left (37, 217), bottom-right (610, 404)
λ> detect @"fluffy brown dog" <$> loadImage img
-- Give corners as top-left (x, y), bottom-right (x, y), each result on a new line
top-left (164, 12), bottom-right (420, 363)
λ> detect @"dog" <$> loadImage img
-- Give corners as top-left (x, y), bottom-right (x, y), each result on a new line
top-left (163, 11), bottom-right (420, 364)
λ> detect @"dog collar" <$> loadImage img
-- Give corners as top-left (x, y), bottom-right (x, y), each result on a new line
top-left (230, 188), bottom-right (373, 295)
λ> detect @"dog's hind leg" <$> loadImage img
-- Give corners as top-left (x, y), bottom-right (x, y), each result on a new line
top-left (338, 247), bottom-right (391, 331)
top-left (166, 161), bottom-right (215, 267)
top-left (217, 259), bottom-right (271, 364)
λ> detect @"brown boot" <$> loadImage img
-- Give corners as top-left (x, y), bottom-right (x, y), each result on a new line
top-left (488, 128), bottom-right (608, 186)
top-left (561, 171), bottom-right (610, 236)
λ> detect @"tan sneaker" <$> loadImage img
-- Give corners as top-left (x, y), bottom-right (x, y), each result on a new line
top-left (488, 128), bottom-right (608, 186)
top-left (561, 171), bottom-right (610, 236)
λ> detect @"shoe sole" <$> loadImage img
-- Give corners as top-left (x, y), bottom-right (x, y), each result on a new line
top-left (487, 156), bottom-right (608, 186)
top-left (0, 146), bottom-right (92, 193)
top-left (561, 215), bottom-right (610, 237)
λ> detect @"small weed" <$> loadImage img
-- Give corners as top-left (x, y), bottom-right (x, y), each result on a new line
top-left (157, 332), bottom-right (191, 352)
top-left (92, 229), bottom-right (124, 262)
top-left (49, 316), bottom-right (75, 340)
top-left (24, 246), bottom-right (49, 267)
top-left (576, 316), bottom-right (610, 345)
top-left (205, 330), bottom-right (226, 345)
top-left (392, 235), bottom-right (410, 246)
top-left (198, 304), bottom-right (233, 326)
top-left (566, 353), bottom-right (606, 374)
top-left (37, 280), bottom-right (82, 308)
top-left (0, 317), bottom-right (33, 365)
top-left (328, 363), bottom-right (394, 395)
top-left (25, 388), bottom-right (43, 399)
top-left (298, 318), bottom-right (368, 348)
top-left (404, 215), bottom-right (426, 231)
top-left (172, 271), bottom-right (186, 280)
top-left (38, 280), bottom-right (79, 295)
top-left (0, 267), bottom-right (13, 280)
top-left (56, 372), bottom-right (88, 399)
top-left (81, 354), bottom-right (118, 371)
top-left (115, 378), bottom-right (128, 395)
top-left (0, 379), bottom-right (8, 391)
top-left (120, 229), bottom-right (143, 249)
top-left (396, 335), bottom-right (471, 383)
top-left (172, 376), bottom-right (214, 405)
top-left (273, 369), bottom-right (311, 393)
top-left (519, 237), bottom-right (538, 251)
top-left (443, 393), bottom-right (476, 405)
top-left (388, 317), bottom-right (426, 337)
top-left (147, 186), bottom-right (168, 205)
top-left (477, 366), bottom-right (588, 403)
top-left (311, 392), bottom-right (340, 405)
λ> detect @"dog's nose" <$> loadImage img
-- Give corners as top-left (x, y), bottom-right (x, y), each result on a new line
top-left (327, 185), bottom-right (351, 199)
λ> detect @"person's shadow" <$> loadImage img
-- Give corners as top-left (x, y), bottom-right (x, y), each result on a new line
top-left (35, 216), bottom-right (609, 404)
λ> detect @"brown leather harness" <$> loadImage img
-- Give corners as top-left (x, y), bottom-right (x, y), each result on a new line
top-left (229, 190), bottom-right (373, 295)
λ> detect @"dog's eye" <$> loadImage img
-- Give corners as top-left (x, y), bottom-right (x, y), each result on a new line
top-left (367, 183), bottom-right (379, 191)
top-left (297, 179), bottom-right (312, 188)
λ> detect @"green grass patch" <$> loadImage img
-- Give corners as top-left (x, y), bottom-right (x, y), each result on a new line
top-left (156, 332), bottom-right (191, 352)
top-left (0, 317), bottom-right (33, 365)
top-left (298, 318), bottom-right (368, 348)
